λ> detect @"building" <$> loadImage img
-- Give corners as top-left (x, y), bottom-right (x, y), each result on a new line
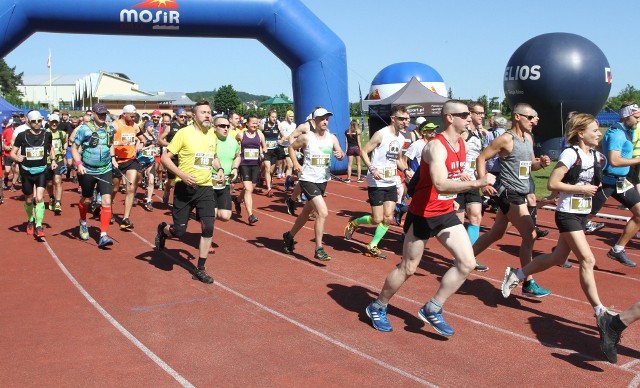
top-left (18, 74), bottom-right (80, 109)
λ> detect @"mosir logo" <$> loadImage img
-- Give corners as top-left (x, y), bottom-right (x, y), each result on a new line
top-left (504, 65), bottom-right (541, 81)
top-left (120, 0), bottom-right (180, 31)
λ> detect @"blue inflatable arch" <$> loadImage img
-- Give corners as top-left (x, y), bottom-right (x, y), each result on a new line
top-left (0, 0), bottom-right (349, 171)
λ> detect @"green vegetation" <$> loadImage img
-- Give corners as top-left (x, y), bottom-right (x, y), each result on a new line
top-left (0, 59), bottom-right (24, 105)
top-left (532, 161), bottom-right (556, 199)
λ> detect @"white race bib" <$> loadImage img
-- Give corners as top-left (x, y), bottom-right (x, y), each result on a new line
top-left (25, 146), bottom-right (45, 160)
top-left (193, 152), bottom-right (215, 170)
top-left (266, 140), bottom-right (278, 150)
top-left (617, 178), bottom-right (633, 194)
top-left (244, 148), bottom-right (259, 160)
top-left (569, 194), bottom-right (592, 213)
top-left (311, 153), bottom-right (330, 167)
top-left (383, 166), bottom-right (397, 179)
top-left (519, 161), bottom-right (531, 179)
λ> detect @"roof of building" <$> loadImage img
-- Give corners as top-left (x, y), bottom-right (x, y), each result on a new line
top-left (22, 74), bottom-right (85, 86)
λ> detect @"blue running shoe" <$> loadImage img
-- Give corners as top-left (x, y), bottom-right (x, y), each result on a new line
top-left (79, 221), bottom-right (89, 241)
top-left (284, 175), bottom-right (293, 191)
top-left (418, 306), bottom-right (455, 337)
top-left (522, 279), bottom-right (552, 298)
top-left (365, 302), bottom-right (392, 332)
top-left (98, 235), bottom-right (113, 249)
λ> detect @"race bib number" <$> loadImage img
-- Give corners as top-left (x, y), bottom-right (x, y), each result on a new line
top-left (52, 139), bottom-right (63, 151)
top-left (266, 140), bottom-right (277, 150)
top-left (213, 175), bottom-right (231, 189)
top-left (437, 177), bottom-right (459, 200)
top-left (311, 153), bottom-right (330, 167)
top-left (469, 160), bottom-right (477, 170)
top-left (284, 147), bottom-right (289, 156)
top-left (383, 166), bottom-right (397, 179)
top-left (616, 178), bottom-right (633, 194)
top-left (121, 134), bottom-right (135, 144)
top-left (25, 146), bottom-right (45, 161)
top-left (142, 147), bottom-right (158, 157)
top-left (244, 148), bottom-right (259, 160)
top-left (569, 194), bottom-right (592, 213)
top-left (519, 161), bottom-right (531, 179)
top-left (193, 152), bottom-right (215, 170)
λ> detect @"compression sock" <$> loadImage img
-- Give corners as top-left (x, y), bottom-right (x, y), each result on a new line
top-left (24, 203), bottom-right (34, 222)
top-left (353, 214), bottom-right (372, 226)
top-left (370, 223), bottom-right (390, 247)
top-left (100, 206), bottom-right (112, 234)
top-left (35, 202), bottom-right (45, 227)
top-left (197, 257), bottom-right (207, 269)
top-left (467, 224), bottom-right (480, 246)
top-left (78, 200), bottom-right (88, 221)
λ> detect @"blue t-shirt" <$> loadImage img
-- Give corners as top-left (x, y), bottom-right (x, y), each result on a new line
top-left (602, 122), bottom-right (633, 185)
top-left (74, 122), bottom-right (115, 174)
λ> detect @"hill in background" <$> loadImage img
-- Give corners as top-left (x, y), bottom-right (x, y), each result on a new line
top-left (187, 90), bottom-right (272, 105)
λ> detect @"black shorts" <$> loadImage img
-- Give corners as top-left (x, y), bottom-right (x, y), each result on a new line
top-left (213, 185), bottom-right (232, 210)
top-left (455, 187), bottom-right (482, 211)
top-left (279, 145), bottom-right (290, 158)
top-left (167, 156), bottom-right (179, 179)
top-left (79, 171), bottom-right (113, 198)
top-left (299, 180), bottom-right (327, 200)
top-left (497, 188), bottom-right (527, 214)
top-left (264, 148), bottom-right (279, 165)
top-left (528, 176), bottom-right (535, 195)
top-left (367, 186), bottom-right (397, 207)
top-left (3, 156), bottom-right (13, 167)
top-left (138, 161), bottom-right (155, 172)
top-left (113, 159), bottom-right (140, 178)
top-left (555, 211), bottom-right (588, 233)
top-left (172, 182), bottom-right (216, 227)
top-left (239, 164), bottom-right (260, 184)
top-left (591, 183), bottom-right (640, 215)
top-left (403, 211), bottom-right (461, 240)
top-left (20, 170), bottom-right (49, 196)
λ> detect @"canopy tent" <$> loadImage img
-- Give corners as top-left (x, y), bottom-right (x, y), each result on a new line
top-left (259, 96), bottom-right (294, 106)
top-left (0, 97), bottom-right (25, 117)
top-left (365, 76), bottom-right (449, 135)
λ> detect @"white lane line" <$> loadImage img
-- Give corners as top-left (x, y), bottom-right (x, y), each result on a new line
top-left (129, 229), bottom-right (434, 386)
top-left (41, 240), bottom-right (194, 388)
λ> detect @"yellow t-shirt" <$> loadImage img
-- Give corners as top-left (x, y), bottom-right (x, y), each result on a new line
top-left (167, 125), bottom-right (218, 186)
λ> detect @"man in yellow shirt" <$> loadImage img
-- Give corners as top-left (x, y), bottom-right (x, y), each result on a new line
top-left (155, 101), bottom-right (224, 284)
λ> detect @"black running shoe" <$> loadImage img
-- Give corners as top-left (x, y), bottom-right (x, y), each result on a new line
top-left (248, 214), bottom-right (258, 224)
top-left (285, 197), bottom-right (296, 216)
top-left (535, 228), bottom-right (549, 239)
top-left (283, 231), bottom-right (295, 253)
top-left (192, 267), bottom-right (214, 284)
top-left (155, 222), bottom-right (167, 251)
top-left (232, 196), bottom-right (242, 216)
top-left (314, 247), bottom-right (331, 261)
top-left (607, 248), bottom-right (637, 267)
top-left (597, 311), bottom-right (621, 364)
top-left (120, 218), bottom-right (134, 230)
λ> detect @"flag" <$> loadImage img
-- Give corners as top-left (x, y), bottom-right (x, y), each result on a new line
top-left (47, 50), bottom-right (51, 69)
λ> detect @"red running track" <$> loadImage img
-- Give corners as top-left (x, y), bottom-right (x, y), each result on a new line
top-left (0, 178), bottom-right (638, 386)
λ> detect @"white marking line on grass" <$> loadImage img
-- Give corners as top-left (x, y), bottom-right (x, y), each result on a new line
top-left (41, 240), bottom-right (194, 388)
top-left (211, 226), bottom-right (638, 374)
top-left (129, 231), bottom-right (434, 386)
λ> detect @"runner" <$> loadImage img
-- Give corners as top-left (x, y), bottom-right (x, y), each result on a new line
top-left (137, 120), bottom-right (159, 211)
top-left (262, 109), bottom-right (281, 197)
top-left (279, 110), bottom-right (296, 190)
top-left (158, 108), bottom-right (189, 205)
top-left (45, 113), bottom-right (67, 214)
top-left (234, 114), bottom-right (266, 224)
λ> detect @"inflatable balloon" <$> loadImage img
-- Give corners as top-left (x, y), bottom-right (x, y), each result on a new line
top-left (369, 62), bottom-right (447, 100)
top-left (504, 33), bottom-right (611, 159)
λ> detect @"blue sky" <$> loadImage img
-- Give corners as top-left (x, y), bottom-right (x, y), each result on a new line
top-left (4, 0), bottom-right (638, 103)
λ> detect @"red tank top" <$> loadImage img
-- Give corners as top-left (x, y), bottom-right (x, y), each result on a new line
top-left (409, 133), bottom-right (466, 218)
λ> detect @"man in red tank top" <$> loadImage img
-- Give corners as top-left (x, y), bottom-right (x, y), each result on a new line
top-left (365, 100), bottom-right (495, 337)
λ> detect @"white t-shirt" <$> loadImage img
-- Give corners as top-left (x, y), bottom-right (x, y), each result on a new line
top-left (556, 146), bottom-right (595, 214)
top-left (405, 139), bottom-right (426, 166)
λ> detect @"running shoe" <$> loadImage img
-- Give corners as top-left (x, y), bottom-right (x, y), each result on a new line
top-left (283, 231), bottom-right (295, 253)
top-left (98, 235), bottom-right (113, 248)
top-left (49, 197), bottom-right (56, 211)
top-left (120, 218), bottom-right (134, 230)
top-left (365, 302), bottom-right (393, 332)
top-left (285, 197), bottom-right (296, 216)
top-left (53, 201), bottom-right (62, 214)
top-left (232, 196), bottom-right (242, 216)
top-left (314, 247), bottom-right (331, 261)
top-left (155, 222), bottom-right (167, 251)
top-left (10, 186), bottom-right (16, 192)
top-left (365, 245), bottom-right (387, 259)
top-left (584, 221), bottom-right (605, 234)
top-left (344, 219), bottom-right (358, 240)
top-left (535, 227), bottom-right (549, 239)
top-left (559, 260), bottom-right (572, 268)
top-left (344, 179), bottom-right (351, 183)
top-left (110, 215), bottom-right (115, 225)
top-left (522, 279), bottom-right (551, 298)
top-left (418, 306), bottom-right (455, 337)
top-left (266, 189), bottom-right (274, 198)
top-left (34, 226), bottom-right (45, 238)
top-left (475, 262), bottom-right (489, 272)
top-left (248, 214), bottom-right (259, 224)
top-left (192, 267), bottom-right (214, 284)
top-left (0, 196), bottom-right (4, 204)
top-left (143, 200), bottom-right (153, 212)
top-left (357, 178), bottom-right (364, 183)
top-left (79, 221), bottom-right (89, 241)
top-left (501, 267), bottom-right (520, 298)
top-left (607, 248), bottom-right (637, 267)
top-left (162, 191), bottom-right (170, 206)
top-left (26, 221), bottom-right (34, 235)
top-left (596, 311), bottom-right (621, 364)
top-left (119, 185), bottom-right (126, 194)
top-left (284, 176), bottom-right (293, 191)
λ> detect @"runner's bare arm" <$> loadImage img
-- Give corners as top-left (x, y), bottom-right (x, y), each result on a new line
top-left (331, 134), bottom-right (344, 160)
top-left (425, 140), bottom-right (494, 194)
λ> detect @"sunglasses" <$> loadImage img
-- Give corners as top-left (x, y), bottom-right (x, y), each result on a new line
top-left (393, 116), bottom-right (410, 122)
top-left (472, 111), bottom-right (485, 116)
top-left (177, 115), bottom-right (187, 118)
top-left (152, 116), bottom-right (161, 119)
top-left (450, 112), bottom-right (471, 119)
top-left (517, 113), bottom-right (535, 121)
top-left (216, 124), bottom-right (230, 129)
top-left (30, 119), bottom-right (43, 123)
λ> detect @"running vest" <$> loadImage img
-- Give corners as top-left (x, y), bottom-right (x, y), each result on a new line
top-left (137, 132), bottom-right (158, 164)
top-left (557, 146), bottom-right (599, 214)
top-left (463, 128), bottom-right (482, 179)
top-left (498, 130), bottom-right (532, 194)
top-left (49, 129), bottom-right (67, 162)
top-left (240, 131), bottom-right (261, 166)
top-left (366, 126), bottom-right (404, 188)
top-left (263, 122), bottom-right (280, 150)
top-left (409, 133), bottom-right (466, 218)
top-left (300, 131), bottom-right (333, 183)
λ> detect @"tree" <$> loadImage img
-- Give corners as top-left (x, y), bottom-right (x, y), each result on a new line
top-left (605, 84), bottom-right (640, 112)
top-left (0, 59), bottom-right (24, 105)
top-left (477, 95), bottom-right (489, 114)
top-left (213, 84), bottom-right (242, 115)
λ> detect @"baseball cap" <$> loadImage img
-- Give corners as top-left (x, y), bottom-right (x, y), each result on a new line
top-left (48, 113), bottom-right (60, 122)
top-left (144, 121), bottom-right (154, 128)
top-left (421, 122), bottom-right (439, 131)
top-left (123, 104), bottom-right (137, 114)
top-left (92, 103), bottom-right (108, 114)
top-left (415, 117), bottom-right (427, 126)
top-left (175, 108), bottom-right (186, 115)
top-left (141, 113), bottom-right (151, 119)
top-left (27, 111), bottom-right (43, 121)
top-left (620, 104), bottom-right (640, 119)
top-left (152, 109), bottom-right (162, 116)
top-left (313, 108), bottom-right (333, 119)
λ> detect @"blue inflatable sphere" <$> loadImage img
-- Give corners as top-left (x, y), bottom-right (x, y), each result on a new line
top-left (504, 33), bottom-right (611, 158)
top-left (369, 62), bottom-right (447, 99)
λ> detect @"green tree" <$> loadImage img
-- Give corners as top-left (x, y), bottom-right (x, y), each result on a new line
top-left (213, 84), bottom-right (242, 115)
top-left (605, 84), bottom-right (640, 112)
top-left (477, 95), bottom-right (489, 114)
top-left (489, 97), bottom-right (500, 111)
top-left (0, 59), bottom-right (24, 105)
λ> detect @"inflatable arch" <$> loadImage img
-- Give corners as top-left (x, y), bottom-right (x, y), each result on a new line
top-left (0, 0), bottom-right (349, 171)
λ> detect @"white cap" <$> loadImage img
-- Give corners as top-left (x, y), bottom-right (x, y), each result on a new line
top-left (27, 110), bottom-right (42, 121)
top-left (415, 117), bottom-right (427, 126)
top-left (48, 113), bottom-right (60, 122)
top-left (122, 104), bottom-right (137, 114)
top-left (313, 108), bottom-right (333, 119)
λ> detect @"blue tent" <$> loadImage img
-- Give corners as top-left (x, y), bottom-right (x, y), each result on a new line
top-left (0, 97), bottom-right (25, 117)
